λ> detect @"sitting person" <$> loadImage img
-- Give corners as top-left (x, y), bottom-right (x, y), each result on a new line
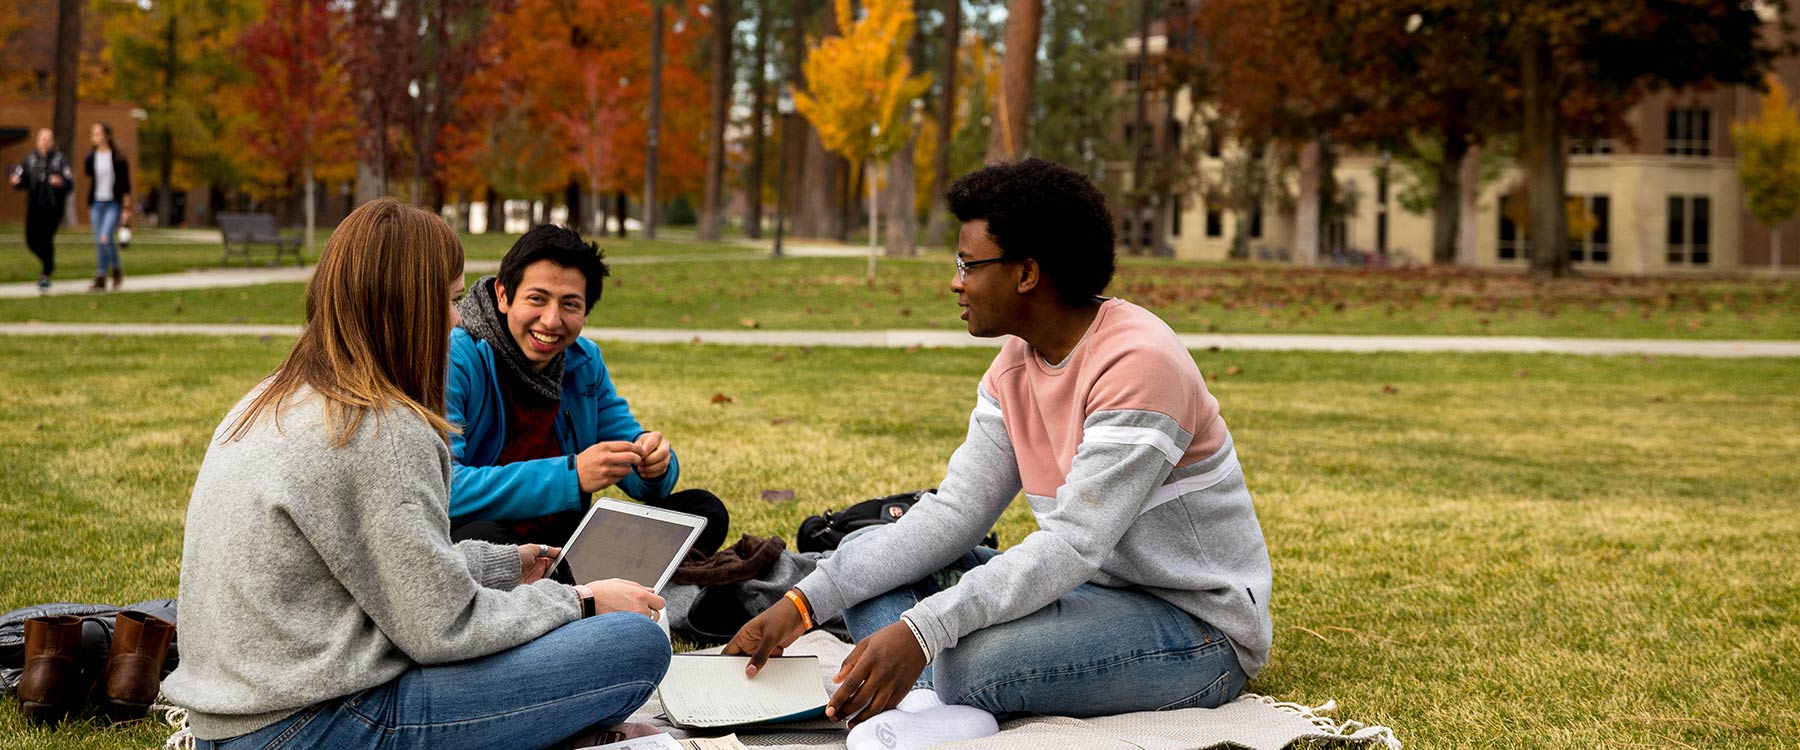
top-left (163, 199), bottom-right (671, 750)
top-left (726, 160), bottom-right (1274, 750)
top-left (448, 224), bottom-right (729, 555)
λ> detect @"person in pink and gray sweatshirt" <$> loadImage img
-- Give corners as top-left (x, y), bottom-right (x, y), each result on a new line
top-left (726, 159), bottom-right (1274, 750)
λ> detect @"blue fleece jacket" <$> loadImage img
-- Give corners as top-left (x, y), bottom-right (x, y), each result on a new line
top-left (447, 327), bottom-right (678, 524)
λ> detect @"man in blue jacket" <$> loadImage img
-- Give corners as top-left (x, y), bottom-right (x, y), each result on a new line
top-left (448, 224), bottom-right (729, 554)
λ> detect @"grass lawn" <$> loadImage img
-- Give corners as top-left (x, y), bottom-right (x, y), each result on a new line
top-left (1, 255), bottom-right (1796, 340)
top-left (0, 336), bottom-right (1796, 749)
top-left (0, 228), bottom-right (757, 284)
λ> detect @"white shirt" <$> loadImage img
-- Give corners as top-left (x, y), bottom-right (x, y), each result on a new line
top-left (94, 149), bottom-right (115, 202)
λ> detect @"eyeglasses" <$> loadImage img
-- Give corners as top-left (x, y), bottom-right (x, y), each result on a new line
top-left (955, 256), bottom-right (1009, 281)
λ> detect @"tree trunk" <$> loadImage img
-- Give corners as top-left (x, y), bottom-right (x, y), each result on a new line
top-left (304, 159), bottom-right (317, 259)
top-left (699, 0), bottom-right (733, 241)
top-left (1456, 145), bottom-right (1480, 266)
top-left (886, 139), bottom-right (918, 257)
top-left (1293, 139), bottom-right (1322, 266)
top-left (865, 159), bottom-right (880, 279)
top-left (796, 2), bottom-right (845, 240)
top-left (745, 4), bottom-right (769, 240)
top-left (615, 191), bottom-right (629, 238)
top-left (923, 0), bottom-right (960, 250)
top-left (52, 0), bottom-right (79, 166)
top-left (987, 0), bottom-right (1041, 162)
top-left (1431, 133), bottom-right (1468, 266)
top-left (486, 187), bottom-right (501, 234)
top-left (1521, 34), bottom-right (1569, 277)
top-left (644, 0), bottom-right (665, 240)
top-left (1774, 227), bottom-right (1783, 275)
top-left (157, 15), bottom-right (177, 228)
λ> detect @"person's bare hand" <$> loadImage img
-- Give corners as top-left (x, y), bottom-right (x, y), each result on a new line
top-left (634, 431), bottom-right (671, 479)
top-left (48, 175), bottom-right (62, 188)
top-left (722, 596), bottom-right (808, 677)
top-left (519, 543), bottom-right (559, 584)
top-left (827, 622), bottom-right (928, 726)
top-left (585, 578), bottom-right (665, 620)
top-left (576, 441), bottom-right (642, 492)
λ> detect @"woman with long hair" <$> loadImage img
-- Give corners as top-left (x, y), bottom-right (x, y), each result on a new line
top-left (163, 199), bottom-right (671, 750)
top-left (84, 122), bottom-right (131, 291)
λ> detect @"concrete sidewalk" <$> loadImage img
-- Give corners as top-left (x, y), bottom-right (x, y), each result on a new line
top-left (0, 249), bottom-right (794, 299)
top-left (1, 321), bottom-right (1795, 358)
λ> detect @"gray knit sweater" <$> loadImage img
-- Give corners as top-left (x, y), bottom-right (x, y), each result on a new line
top-left (162, 385), bottom-right (584, 740)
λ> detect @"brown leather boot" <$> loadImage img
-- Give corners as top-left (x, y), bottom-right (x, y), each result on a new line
top-left (110, 267), bottom-right (122, 290)
top-left (89, 275), bottom-right (107, 292)
top-left (101, 611), bottom-right (175, 722)
top-left (17, 615), bottom-right (84, 724)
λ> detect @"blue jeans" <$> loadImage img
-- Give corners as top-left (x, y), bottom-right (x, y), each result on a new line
top-left (90, 200), bottom-right (121, 275)
top-left (194, 612), bottom-right (671, 750)
top-left (843, 540), bottom-right (1247, 718)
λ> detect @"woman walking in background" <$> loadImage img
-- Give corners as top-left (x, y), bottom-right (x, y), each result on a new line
top-left (84, 122), bottom-right (132, 291)
top-left (7, 128), bottom-right (73, 295)
top-left (163, 199), bottom-right (672, 750)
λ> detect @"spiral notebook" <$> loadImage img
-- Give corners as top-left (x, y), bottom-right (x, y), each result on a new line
top-left (656, 654), bottom-right (831, 729)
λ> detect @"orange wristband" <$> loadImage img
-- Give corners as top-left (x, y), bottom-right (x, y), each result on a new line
top-left (783, 589), bottom-right (814, 631)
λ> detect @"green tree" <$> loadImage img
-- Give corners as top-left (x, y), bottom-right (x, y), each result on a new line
top-left (794, 0), bottom-right (931, 274)
top-left (1734, 76), bottom-right (1800, 275)
top-left (1030, 0), bottom-right (1127, 182)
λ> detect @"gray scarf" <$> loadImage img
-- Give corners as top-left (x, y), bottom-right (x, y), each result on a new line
top-left (458, 275), bottom-right (564, 403)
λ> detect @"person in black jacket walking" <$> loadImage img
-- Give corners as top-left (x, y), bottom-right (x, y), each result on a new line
top-left (8, 129), bottom-right (74, 295)
top-left (84, 123), bottom-right (133, 291)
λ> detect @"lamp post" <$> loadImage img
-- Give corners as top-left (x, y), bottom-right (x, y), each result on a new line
top-left (773, 86), bottom-right (794, 258)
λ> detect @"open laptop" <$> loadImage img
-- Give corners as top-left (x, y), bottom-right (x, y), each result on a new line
top-left (549, 498), bottom-right (708, 593)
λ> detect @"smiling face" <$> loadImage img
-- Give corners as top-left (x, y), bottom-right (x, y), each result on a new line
top-left (952, 219), bottom-right (1022, 339)
top-left (495, 260), bottom-right (589, 370)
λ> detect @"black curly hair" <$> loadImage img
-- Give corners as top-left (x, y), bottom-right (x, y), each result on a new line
top-left (945, 158), bottom-right (1116, 306)
top-left (497, 224), bottom-right (610, 313)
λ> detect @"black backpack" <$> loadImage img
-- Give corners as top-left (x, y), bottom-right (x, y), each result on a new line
top-left (797, 489), bottom-right (998, 553)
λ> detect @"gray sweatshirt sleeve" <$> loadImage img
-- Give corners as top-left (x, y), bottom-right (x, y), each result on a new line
top-left (292, 423), bottom-right (582, 665)
top-left (455, 539), bottom-right (526, 591)
top-left (901, 435), bottom-right (1180, 660)
top-left (794, 386), bottom-right (1022, 621)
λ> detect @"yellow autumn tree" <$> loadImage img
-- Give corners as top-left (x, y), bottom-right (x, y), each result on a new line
top-left (794, 0), bottom-right (931, 277)
top-left (1734, 76), bottom-right (1800, 274)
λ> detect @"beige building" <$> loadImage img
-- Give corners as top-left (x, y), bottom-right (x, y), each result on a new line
top-left (1117, 21), bottom-right (1800, 276)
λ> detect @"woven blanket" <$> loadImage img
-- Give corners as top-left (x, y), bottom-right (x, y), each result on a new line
top-left (628, 631), bottom-right (1401, 750)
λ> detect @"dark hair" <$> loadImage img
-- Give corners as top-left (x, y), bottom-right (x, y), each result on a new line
top-left (497, 224), bottom-right (609, 312)
top-left (94, 122), bottom-right (115, 150)
top-left (945, 158), bottom-right (1116, 305)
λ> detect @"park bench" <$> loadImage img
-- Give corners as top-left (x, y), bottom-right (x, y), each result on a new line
top-left (217, 212), bottom-right (304, 267)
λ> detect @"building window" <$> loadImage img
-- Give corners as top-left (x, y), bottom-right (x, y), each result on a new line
top-left (1665, 109), bottom-right (1711, 156)
top-left (1205, 208), bottom-right (1223, 237)
top-left (1498, 199), bottom-right (1528, 262)
top-left (1570, 138), bottom-right (1613, 155)
top-left (1166, 119), bottom-right (1181, 154)
top-left (1571, 195), bottom-right (1610, 264)
top-left (1666, 195), bottom-right (1711, 266)
top-left (1124, 61), bottom-right (1140, 83)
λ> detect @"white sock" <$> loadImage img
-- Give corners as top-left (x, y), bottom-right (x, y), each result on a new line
top-left (846, 702), bottom-right (998, 750)
top-left (896, 687), bottom-right (944, 713)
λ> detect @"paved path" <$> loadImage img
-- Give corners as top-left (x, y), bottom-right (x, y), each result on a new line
top-left (0, 321), bottom-right (1794, 357)
top-left (0, 244), bottom-right (871, 299)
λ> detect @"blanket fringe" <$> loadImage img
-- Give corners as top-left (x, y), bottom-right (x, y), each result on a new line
top-left (1239, 693), bottom-right (1401, 749)
top-left (151, 692), bottom-right (195, 750)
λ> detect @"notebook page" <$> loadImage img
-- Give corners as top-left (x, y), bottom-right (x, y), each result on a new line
top-left (658, 655), bottom-right (828, 728)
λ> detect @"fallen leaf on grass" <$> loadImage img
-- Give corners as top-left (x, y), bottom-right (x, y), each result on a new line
top-left (1513, 369), bottom-right (1528, 378)
top-left (1382, 385), bottom-right (1399, 394)
top-left (691, 335), bottom-right (704, 345)
top-left (1225, 365), bottom-right (1243, 376)
top-left (772, 352), bottom-right (788, 363)
top-left (770, 417), bottom-right (791, 426)
top-left (739, 317), bottom-right (760, 329)
top-left (760, 489), bottom-right (796, 502)
top-left (710, 393), bottom-right (738, 405)
top-left (905, 344), bottom-right (922, 353)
